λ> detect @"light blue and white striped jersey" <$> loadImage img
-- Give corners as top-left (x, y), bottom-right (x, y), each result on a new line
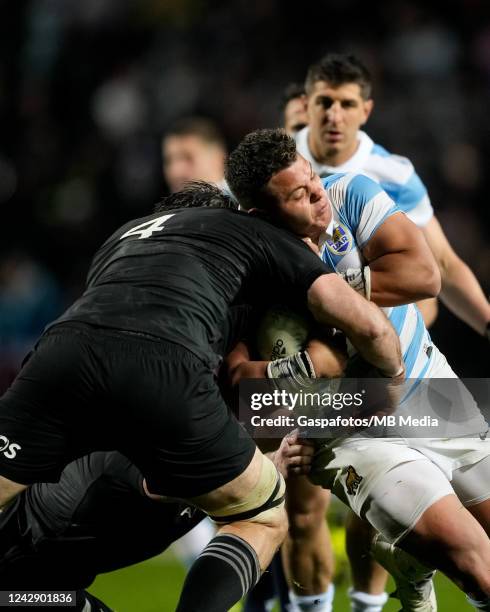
top-left (296, 128), bottom-right (434, 228)
top-left (320, 173), bottom-right (435, 398)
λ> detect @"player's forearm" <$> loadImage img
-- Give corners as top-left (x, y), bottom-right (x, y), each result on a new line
top-left (421, 216), bottom-right (490, 334)
top-left (369, 252), bottom-right (440, 306)
top-left (439, 257), bottom-right (490, 335)
top-left (308, 275), bottom-right (403, 377)
top-left (347, 312), bottom-right (403, 378)
top-left (229, 361), bottom-right (268, 387)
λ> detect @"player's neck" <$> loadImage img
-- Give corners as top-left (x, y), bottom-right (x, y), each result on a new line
top-left (308, 133), bottom-right (359, 168)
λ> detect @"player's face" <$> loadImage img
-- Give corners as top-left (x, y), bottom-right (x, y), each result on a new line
top-left (307, 81), bottom-right (373, 165)
top-left (266, 154), bottom-right (332, 238)
top-left (162, 135), bottom-right (224, 192)
top-left (284, 96), bottom-right (308, 135)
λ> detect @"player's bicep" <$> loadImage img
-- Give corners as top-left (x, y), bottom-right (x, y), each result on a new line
top-left (361, 212), bottom-right (431, 263)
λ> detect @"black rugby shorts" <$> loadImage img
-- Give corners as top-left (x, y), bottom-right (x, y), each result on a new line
top-left (0, 323), bottom-right (255, 497)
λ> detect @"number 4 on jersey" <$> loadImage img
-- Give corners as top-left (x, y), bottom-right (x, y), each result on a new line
top-left (120, 214), bottom-right (175, 240)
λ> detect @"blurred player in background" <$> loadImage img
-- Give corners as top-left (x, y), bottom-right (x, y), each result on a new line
top-left (295, 52), bottom-right (490, 337)
top-left (281, 83), bottom-right (308, 136)
top-left (162, 116), bottom-right (227, 192)
top-left (293, 54), bottom-right (490, 610)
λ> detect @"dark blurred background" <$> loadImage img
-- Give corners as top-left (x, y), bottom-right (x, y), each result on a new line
top-left (0, 0), bottom-right (489, 384)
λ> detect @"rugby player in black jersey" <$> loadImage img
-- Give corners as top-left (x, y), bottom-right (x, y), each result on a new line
top-left (0, 451), bottom-right (204, 610)
top-left (0, 304), bottom-right (314, 610)
top-left (0, 431), bottom-right (313, 610)
top-left (0, 182), bottom-right (402, 611)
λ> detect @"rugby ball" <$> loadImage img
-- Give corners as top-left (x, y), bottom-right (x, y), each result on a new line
top-left (256, 306), bottom-right (310, 361)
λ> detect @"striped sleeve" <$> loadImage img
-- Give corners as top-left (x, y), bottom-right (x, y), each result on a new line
top-left (338, 174), bottom-right (401, 248)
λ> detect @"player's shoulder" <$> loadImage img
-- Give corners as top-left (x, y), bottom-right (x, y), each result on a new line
top-left (364, 138), bottom-right (417, 185)
top-left (322, 172), bottom-right (384, 202)
top-left (116, 207), bottom-right (247, 238)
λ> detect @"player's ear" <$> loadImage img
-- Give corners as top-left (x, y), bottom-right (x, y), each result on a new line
top-left (300, 93), bottom-right (308, 112)
top-left (361, 99), bottom-right (374, 125)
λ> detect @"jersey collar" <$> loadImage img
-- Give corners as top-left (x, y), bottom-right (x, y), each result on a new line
top-left (316, 205), bottom-right (335, 251)
top-left (295, 127), bottom-right (374, 176)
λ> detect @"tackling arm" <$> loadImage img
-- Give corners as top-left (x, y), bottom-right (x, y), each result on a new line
top-left (225, 337), bottom-right (347, 388)
top-left (307, 274), bottom-right (403, 378)
top-left (225, 341), bottom-right (268, 388)
top-left (422, 216), bottom-right (490, 336)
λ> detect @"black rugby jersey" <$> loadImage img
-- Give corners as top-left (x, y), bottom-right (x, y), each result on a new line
top-left (0, 452), bottom-right (204, 587)
top-left (23, 452), bottom-right (205, 574)
top-left (51, 208), bottom-right (328, 367)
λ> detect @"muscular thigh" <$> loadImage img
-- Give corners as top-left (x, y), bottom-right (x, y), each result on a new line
top-left (311, 439), bottom-right (454, 544)
top-left (451, 455), bottom-right (490, 536)
top-left (286, 474), bottom-right (330, 518)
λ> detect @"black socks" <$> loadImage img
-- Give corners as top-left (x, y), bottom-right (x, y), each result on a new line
top-left (176, 533), bottom-right (261, 612)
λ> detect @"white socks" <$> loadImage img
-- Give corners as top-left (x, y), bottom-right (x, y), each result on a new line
top-left (348, 588), bottom-right (389, 612)
top-left (288, 584), bottom-right (335, 612)
top-left (467, 595), bottom-right (490, 610)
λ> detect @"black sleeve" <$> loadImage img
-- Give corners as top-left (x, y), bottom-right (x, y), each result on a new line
top-left (218, 304), bottom-right (255, 354)
top-left (257, 224), bottom-right (329, 296)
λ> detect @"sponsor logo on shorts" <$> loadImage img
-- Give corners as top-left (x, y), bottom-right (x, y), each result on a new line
top-left (346, 465), bottom-right (363, 495)
top-left (0, 435), bottom-right (21, 459)
top-left (326, 223), bottom-right (352, 255)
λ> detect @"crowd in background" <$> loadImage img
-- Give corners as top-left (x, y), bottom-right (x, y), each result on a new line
top-left (0, 0), bottom-right (489, 382)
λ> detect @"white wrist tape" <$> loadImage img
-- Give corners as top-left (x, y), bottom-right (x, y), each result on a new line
top-left (377, 364), bottom-right (405, 378)
top-left (339, 266), bottom-right (371, 300)
top-left (266, 350), bottom-right (316, 387)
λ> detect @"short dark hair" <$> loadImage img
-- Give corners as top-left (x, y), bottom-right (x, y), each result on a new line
top-left (279, 82), bottom-right (306, 112)
top-left (225, 129), bottom-right (297, 211)
top-left (163, 117), bottom-right (226, 150)
top-left (305, 53), bottom-right (372, 99)
top-left (155, 181), bottom-right (237, 212)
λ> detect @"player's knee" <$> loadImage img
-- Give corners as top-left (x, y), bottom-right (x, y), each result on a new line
top-left (448, 544), bottom-right (490, 595)
top-left (268, 502), bottom-right (289, 546)
top-left (450, 542), bottom-right (490, 578)
top-left (208, 454), bottom-right (287, 537)
top-left (288, 508), bottom-right (325, 538)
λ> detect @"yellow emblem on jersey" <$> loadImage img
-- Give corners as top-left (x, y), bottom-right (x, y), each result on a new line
top-left (346, 465), bottom-right (363, 495)
top-left (325, 222), bottom-right (352, 256)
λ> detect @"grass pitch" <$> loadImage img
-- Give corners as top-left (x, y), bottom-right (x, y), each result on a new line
top-left (89, 524), bottom-right (472, 611)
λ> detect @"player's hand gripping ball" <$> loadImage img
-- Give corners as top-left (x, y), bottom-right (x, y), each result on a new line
top-left (256, 306), bottom-right (310, 361)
